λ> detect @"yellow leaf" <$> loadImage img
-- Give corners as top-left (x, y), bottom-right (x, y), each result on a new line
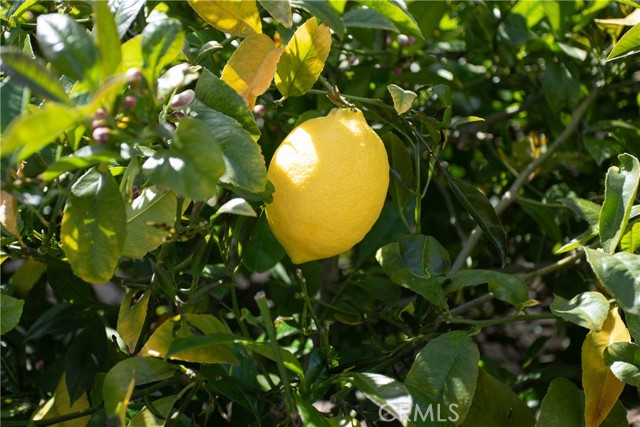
top-left (117, 289), bottom-right (151, 353)
top-left (221, 34), bottom-right (283, 109)
top-left (275, 18), bottom-right (331, 98)
top-left (32, 374), bottom-right (91, 427)
top-left (582, 306), bottom-right (631, 427)
top-left (188, 0), bottom-right (261, 37)
top-left (0, 191), bottom-right (20, 239)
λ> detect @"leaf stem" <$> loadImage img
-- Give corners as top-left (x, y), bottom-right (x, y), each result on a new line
top-left (297, 270), bottom-right (332, 361)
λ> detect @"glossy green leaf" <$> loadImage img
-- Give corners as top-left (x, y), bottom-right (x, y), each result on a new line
top-left (108, 0), bottom-right (146, 39)
top-left (194, 69), bottom-right (260, 141)
top-left (1, 103), bottom-right (79, 162)
top-left (460, 368), bottom-right (535, 427)
top-left (398, 234), bottom-right (450, 277)
top-left (405, 331), bottom-right (479, 425)
top-left (65, 322), bottom-right (107, 404)
top-left (259, 0), bottom-right (293, 28)
top-left (607, 22), bottom-right (640, 61)
top-left (275, 18), bottom-right (331, 98)
top-left (36, 13), bottom-right (98, 83)
top-left (536, 378), bottom-right (583, 427)
top-left (604, 342), bottom-right (640, 386)
top-left (295, 395), bottom-right (330, 427)
top-left (352, 373), bottom-right (412, 427)
top-left (388, 84), bottom-right (417, 115)
top-left (599, 154), bottom-right (640, 253)
top-left (60, 167), bottom-right (127, 284)
top-left (0, 294), bottom-right (24, 335)
top-left (550, 291), bottom-right (610, 331)
top-left (355, 0), bottom-right (423, 39)
top-left (621, 221), bottom-right (640, 253)
top-left (94, 0), bottom-right (121, 78)
top-left (122, 187), bottom-right (177, 259)
top-left (117, 290), bottom-right (151, 353)
top-left (446, 270), bottom-right (530, 309)
top-left (0, 48), bottom-right (70, 104)
top-left (43, 145), bottom-right (121, 182)
top-left (376, 242), bottom-right (447, 309)
top-left (291, 0), bottom-right (345, 38)
top-left (343, 7), bottom-right (399, 32)
top-left (141, 18), bottom-right (184, 83)
top-left (448, 177), bottom-right (507, 266)
top-left (554, 228), bottom-right (599, 254)
top-left (217, 198), bottom-right (257, 217)
top-left (242, 215), bottom-right (286, 273)
top-left (103, 357), bottom-right (176, 420)
top-left (190, 102), bottom-right (266, 193)
top-left (585, 249), bottom-right (640, 315)
top-left (142, 118), bottom-right (225, 200)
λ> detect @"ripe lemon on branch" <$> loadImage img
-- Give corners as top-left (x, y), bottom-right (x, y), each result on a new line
top-left (265, 108), bottom-right (389, 264)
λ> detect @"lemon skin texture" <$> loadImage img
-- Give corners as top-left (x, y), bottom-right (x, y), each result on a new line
top-left (265, 108), bottom-right (389, 264)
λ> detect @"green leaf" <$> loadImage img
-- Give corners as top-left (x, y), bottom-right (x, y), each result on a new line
top-left (388, 84), bottom-right (417, 115)
top-left (559, 197), bottom-right (601, 226)
top-left (65, 322), bottom-right (108, 404)
top-left (376, 242), bottom-right (447, 309)
top-left (446, 270), bottom-right (530, 309)
top-left (128, 394), bottom-right (180, 427)
top-left (550, 291), bottom-right (610, 331)
top-left (1, 103), bottom-right (79, 162)
top-left (398, 234), bottom-right (450, 277)
top-left (536, 378), bottom-right (583, 427)
top-left (108, 0), bottom-right (146, 39)
top-left (0, 48), bottom-right (70, 104)
top-left (60, 167), bottom-right (127, 284)
top-left (343, 7), bottom-right (399, 32)
top-left (604, 342), bottom-right (640, 386)
top-left (190, 102), bottom-right (266, 193)
top-left (295, 395), bottom-right (330, 427)
top-left (43, 145), bottom-right (121, 182)
top-left (103, 357), bottom-right (176, 420)
top-left (194, 69), bottom-right (261, 141)
top-left (36, 13), bottom-right (99, 83)
top-left (141, 18), bottom-right (184, 83)
top-left (383, 133), bottom-right (414, 229)
top-left (0, 79), bottom-right (27, 133)
top-left (291, 0), bottom-right (345, 38)
top-left (599, 154), bottom-right (640, 253)
top-left (607, 22), bottom-right (640, 61)
top-left (94, 0), bottom-right (122, 78)
top-left (242, 215), bottom-right (286, 273)
top-left (405, 331), bottom-right (479, 425)
top-left (352, 373), bottom-right (413, 427)
top-left (355, 0), bottom-right (423, 39)
top-left (275, 18), bottom-right (331, 98)
top-left (621, 221), bottom-right (640, 253)
top-left (237, 340), bottom-right (304, 378)
top-left (554, 228), bottom-right (599, 255)
top-left (460, 368), bottom-right (535, 427)
top-left (217, 198), bottom-right (257, 217)
top-left (165, 334), bottom-right (238, 360)
top-left (259, 0), bottom-right (293, 28)
top-left (585, 249), bottom-right (640, 315)
top-left (543, 61), bottom-right (581, 112)
top-left (47, 262), bottom-right (100, 306)
top-left (447, 177), bottom-right (507, 266)
top-left (188, 0), bottom-right (262, 37)
top-left (122, 187), bottom-right (177, 259)
top-left (0, 294), bottom-right (24, 335)
top-left (143, 118), bottom-right (225, 200)
top-left (117, 289), bottom-right (151, 353)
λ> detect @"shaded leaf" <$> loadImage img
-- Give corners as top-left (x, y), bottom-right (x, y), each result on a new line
top-left (383, 133), bottom-right (414, 229)
top-left (356, 0), bottom-right (423, 39)
top-left (343, 7), bottom-right (399, 32)
top-left (536, 378), bottom-right (583, 427)
top-left (259, 0), bottom-right (293, 28)
top-left (405, 331), bottom-right (479, 425)
top-left (446, 270), bottom-right (530, 310)
top-left (585, 249), bottom-right (640, 315)
top-left (275, 18), bottom-right (331, 98)
top-left (242, 215), bottom-right (286, 273)
top-left (237, 340), bottom-right (304, 378)
top-left (604, 341), bottom-right (640, 386)
top-left (448, 177), bottom-right (507, 266)
top-left (47, 262), bottom-right (99, 306)
top-left (188, 0), bottom-right (262, 37)
top-left (550, 291), bottom-right (610, 331)
top-left (295, 395), bottom-right (330, 427)
top-left (352, 373), bottom-right (412, 427)
top-left (65, 322), bottom-right (108, 404)
top-left (141, 19), bottom-right (184, 83)
top-left (543, 61), bottom-right (580, 111)
top-left (0, 294), bottom-right (24, 335)
top-left (61, 167), bottom-right (127, 284)
top-left (291, 0), bottom-right (345, 38)
top-left (117, 290), bottom-right (151, 353)
top-left (108, 0), bottom-right (146, 39)
top-left (607, 22), bottom-right (640, 61)
top-left (221, 34), bottom-right (283, 109)
top-left (43, 145), bottom-right (121, 182)
top-left (398, 234), bottom-right (450, 277)
top-left (0, 78), bottom-right (26, 133)
top-left (599, 153), bottom-right (640, 253)
top-left (32, 374), bottom-right (92, 427)
top-left (388, 84), bottom-right (417, 115)
top-left (123, 187), bottom-right (177, 259)
top-left (0, 48), bottom-right (70, 104)
top-left (582, 306), bottom-right (630, 427)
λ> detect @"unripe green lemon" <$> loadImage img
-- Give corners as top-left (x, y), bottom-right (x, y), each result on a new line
top-left (265, 108), bottom-right (389, 264)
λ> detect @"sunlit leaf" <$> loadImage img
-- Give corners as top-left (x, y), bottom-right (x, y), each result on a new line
top-left (188, 0), bottom-right (262, 37)
top-left (275, 18), bottom-right (331, 98)
top-left (355, 0), bottom-right (423, 39)
top-left (43, 145), bottom-right (121, 182)
top-left (221, 34), bottom-right (283, 109)
top-left (295, 395), bottom-right (330, 427)
top-left (387, 84), bottom-right (417, 115)
top-left (621, 221), bottom-right (640, 253)
top-left (550, 291), bottom-right (610, 331)
top-left (352, 373), bottom-right (412, 427)
top-left (117, 290), bottom-right (151, 353)
top-left (585, 249), bottom-right (640, 315)
top-left (128, 394), bottom-right (180, 427)
top-left (604, 342), bottom-right (640, 386)
top-left (291, 0), bottom-right (345, 38)
top-left (343, 7), bottom-right (399, 32)
top-left (0, 191), bottom-right (20, 239)
top-left (141, 18), bottom-right (184, 83)
top-left (607, 22), bottom-right (640, 61)
top-left (94, 1), bottom-right (122, 78)
top-left (582, 306), bottom-right (630, 427)
top-left (217, 198), bottom-right (257, 217)
top-left (108, 0), bottom-right (146, 39)
top-left (32, 374), bottom-right (92, 427)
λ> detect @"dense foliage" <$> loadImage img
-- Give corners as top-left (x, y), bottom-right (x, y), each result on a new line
top-left (1, 1), bottom-right (640, 426)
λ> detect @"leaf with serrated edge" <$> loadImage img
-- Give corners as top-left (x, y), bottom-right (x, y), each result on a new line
top-left (275, 18), bottom-right (331, 98)
top-left (582, 306), bottom-right (630, 427)
top-left (222, 34), bottom-right (283, 109)
top-left (189, 0), bottom-right (261, 37)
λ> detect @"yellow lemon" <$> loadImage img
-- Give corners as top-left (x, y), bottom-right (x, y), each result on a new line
top-left (265, 108), bottom-right (389, 264)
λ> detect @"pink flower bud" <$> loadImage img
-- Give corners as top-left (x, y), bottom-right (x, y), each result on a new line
top-left (126, 68), bottom-right (143, 84)
top-left (93, 127), bottom-right (110, 144)
top-left (169, 90), bottom-right (195, 110)
top-left (123, 96), bottom-right (137, 110)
